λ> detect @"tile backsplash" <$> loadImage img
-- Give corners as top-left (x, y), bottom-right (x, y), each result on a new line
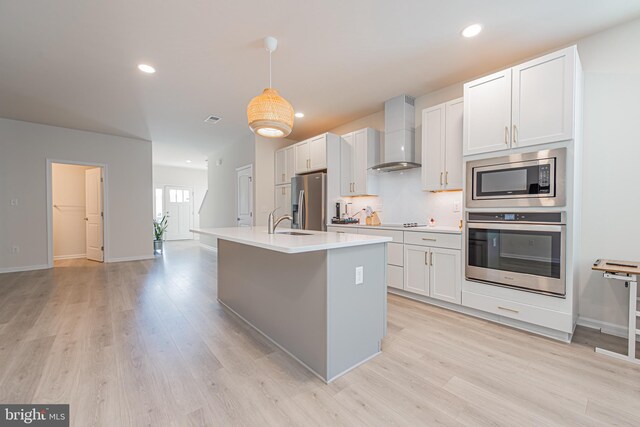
top-left (337, 168), bottom-right (463, 227)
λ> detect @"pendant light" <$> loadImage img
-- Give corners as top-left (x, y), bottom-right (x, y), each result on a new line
top-left (247, 36), bottom-right (294, 138)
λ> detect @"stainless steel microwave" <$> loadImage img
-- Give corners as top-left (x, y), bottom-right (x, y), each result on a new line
top-left (466, 148), bottom-right (566, 208)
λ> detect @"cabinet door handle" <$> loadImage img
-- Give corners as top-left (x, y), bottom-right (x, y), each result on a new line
top-left (430, 251), bottom-right (433, 266)
top-left (282, 173), bottom-right (285, 182)
top-left (513, 125), bottom-right (518, 145)
top-left (422, 237), bottom-right (437, 241)
top-left (445, 171), bottom-right (448, 185)
top-left (424, 251), bottom-right (428, 265)
top-left (440, 172), bottom-right (443, 186)
top-left (504, 126), bottom-right (509, 145)
top-left (498, 306), bottom-right (519, 314)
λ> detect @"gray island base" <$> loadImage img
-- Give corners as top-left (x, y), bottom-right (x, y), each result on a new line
top-left (217, 238), bottom-right (387, 382)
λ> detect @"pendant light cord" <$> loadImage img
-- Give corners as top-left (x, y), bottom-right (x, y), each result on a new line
top-left (269, 50), bottom-right (272, 88)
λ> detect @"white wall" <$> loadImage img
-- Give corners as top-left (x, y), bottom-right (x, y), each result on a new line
top-left (574, 19), bottom-right (640, 330)
top-left (52, 163), bottom-right (93, 259)
top-left (199, 135), bottom-right (255, 247)
top-left (152, 165), bottom-right (208, 239)
top-left (0, 118), bottom-right (153, 271)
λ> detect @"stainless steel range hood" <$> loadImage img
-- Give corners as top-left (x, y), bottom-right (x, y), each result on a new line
top-left (372, 94), bottom-right (419, 172)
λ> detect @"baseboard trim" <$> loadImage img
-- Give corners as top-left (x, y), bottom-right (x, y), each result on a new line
top-left (53, 254), bottom-right (86, 260)
top-left (199, 243), bottom-right (217, 253)
top-left (0, 264), bottom-right (51, 274)
top-left (576, 316), bottom-right (630, 339)
top-left (106, 255), bottom-right (155, 263)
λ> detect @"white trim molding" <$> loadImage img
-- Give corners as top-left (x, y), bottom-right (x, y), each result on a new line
top-left (576, 316), bottom-right (631, 339)
top-left (53, 254), bottom-right (86, 261)
top-left (106, 255), bottom-right (155, 263)
top-left (0, 264), bottom-right (51, 274)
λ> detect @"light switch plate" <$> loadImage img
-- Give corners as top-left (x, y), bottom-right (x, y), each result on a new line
top-left (453, 201), bottom-right (461, 212)
top-left (355, 266), bottom-right (364, 285)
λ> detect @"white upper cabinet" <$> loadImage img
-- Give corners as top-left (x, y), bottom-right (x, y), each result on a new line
top-left (274, 184), bottom-right (291, 227)
top-left (285, 146), bottom-right (295, 182)
top-left (511, 47), bottom-right (575, 148)
top-left (274, 148), bottom-right (286, 185)
top-left (340, 133), bottom-right (354, 196)
top-left (294, 140), bottom-right (310, 174)
top-left (309, 135), bottom-right (327, 171)
top-left (295, 134), bottom-right (328, 174)
top-left (463, 46), bottom-right (579, 156)
top-left (275, 145), bottom-right (296, 185)
top-left (463, 69), bottom-right (512, 156)
top-left (340, 128), bottom-right (379, 196)
top-left (422, 98), bottom-right (463, 191)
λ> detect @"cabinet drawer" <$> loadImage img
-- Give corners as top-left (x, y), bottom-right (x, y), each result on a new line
top-left (327, 226), bottom-right (356, 234)
top-left (387, 242), bottom-right (403, 267)
top-left (462, 291), bottom-right (571, 332)
top-left (404, 231), bottom-right (460, 249)
top-left (357, 228), bottom-right (404, 243)
top-left (387, 265), bottom-right (404, 290)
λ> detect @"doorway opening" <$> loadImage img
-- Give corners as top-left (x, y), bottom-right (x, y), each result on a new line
top-left (236, 164), bottom-right (253, 227)
top-left (47, 161), bottom-right (106, 266)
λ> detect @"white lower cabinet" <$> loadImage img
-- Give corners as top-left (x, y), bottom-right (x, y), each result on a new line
top-left (404, 245), bottom-right (430, 296)
top-left (404, 244), bottom-right (462, 304)
top-left (429, 247), bottom-right (461, 304)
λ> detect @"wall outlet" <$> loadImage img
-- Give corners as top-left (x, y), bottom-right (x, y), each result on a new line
top-left (10, 198), bottom-right (18, 206)
top-left (10, 246), bottom-right (19, 254)
top-left (355, 266), bottom-right (364, 285)
top-left (453, 201), bottom-right (461, 212)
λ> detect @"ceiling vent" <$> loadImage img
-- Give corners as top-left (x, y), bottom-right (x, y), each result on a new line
top-left (204, 115), bottom-right (222, 124)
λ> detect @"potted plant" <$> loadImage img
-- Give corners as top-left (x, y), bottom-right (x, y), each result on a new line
top-left (153, 213), bottom-right (169, 255)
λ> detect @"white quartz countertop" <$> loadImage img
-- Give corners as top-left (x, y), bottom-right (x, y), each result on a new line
top-left (191, 227), bottom-right (392, 254)
top-left (327, 224), bottom-right (462, 234)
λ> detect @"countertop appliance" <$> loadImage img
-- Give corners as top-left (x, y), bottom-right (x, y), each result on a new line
top-left (466, 211), bottom-right (566, 296)
top-left (466, 148), bottom-right (566, 208)
top-left (371, 95), bottom-right (420, 172)
top-left (292, 172), bottom-right (326, 231)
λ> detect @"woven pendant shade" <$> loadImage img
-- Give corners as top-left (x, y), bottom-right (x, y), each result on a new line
top-left (247, 88), bottom-right (294, 138)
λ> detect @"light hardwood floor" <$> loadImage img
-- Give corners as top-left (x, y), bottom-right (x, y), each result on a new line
top-left (1, 241), bottom-right (639, 426)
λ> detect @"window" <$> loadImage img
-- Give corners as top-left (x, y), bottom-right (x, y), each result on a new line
top-left (183, 190), bottom-right (190, 203)
top-left (169, 189), bottom-right (177, 203)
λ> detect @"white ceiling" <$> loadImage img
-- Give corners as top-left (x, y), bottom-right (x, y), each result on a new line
top-left (1, 1), bottom-right (639, 170)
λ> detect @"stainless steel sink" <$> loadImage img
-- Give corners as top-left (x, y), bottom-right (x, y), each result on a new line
top-left (276, 231), bottom-right (312, 236)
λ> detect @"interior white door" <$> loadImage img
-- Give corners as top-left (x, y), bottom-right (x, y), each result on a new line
top-left (164, 186), bottom-right (193, 240)
top-left (236, 165), bottom-right (253, 227)
top-left (85, 167), bottom-right (104, 262)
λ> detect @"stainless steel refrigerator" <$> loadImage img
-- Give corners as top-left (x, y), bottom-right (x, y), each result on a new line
top-left (291, 172), bottom-right (326, 231)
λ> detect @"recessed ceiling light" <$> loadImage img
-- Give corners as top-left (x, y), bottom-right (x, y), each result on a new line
top-left (186, 160), bottom-right (192, 163)
top-left (295, 112), bottom-right (305, 118)
top-left (137, 64), bottom-right (156, 74)
top-left (462, 24), bottom-right (482, 38)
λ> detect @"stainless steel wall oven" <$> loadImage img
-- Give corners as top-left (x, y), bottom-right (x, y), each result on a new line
top-left (466, 212), bottom-right (566, 297)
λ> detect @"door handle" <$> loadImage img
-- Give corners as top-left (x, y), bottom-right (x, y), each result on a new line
top-left (84, 217), bottom-right (88, 221)
top-left (445, 171), bottom-right (448, 185)
top-left (424, 251), bottom-right (428, 265)
top-left (282, 173), bottom-right (285, 182)
top-left (504, 126), bottom-right (509, 145)
top-left (422, 237), bottom-right (436, 241)
top-left (440, 172), bottom-right (443, 186)
top-left (430, 251), bottom-right (433, 266)
top-left (298, 190), bottom-right (305, 229)
top-left (513, 125), bottom-right (518, 145)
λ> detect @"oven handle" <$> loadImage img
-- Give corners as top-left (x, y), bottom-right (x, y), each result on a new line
top-left (467, 222), bottom-right (565, 233)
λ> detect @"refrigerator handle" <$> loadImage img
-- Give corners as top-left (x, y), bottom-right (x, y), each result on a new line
top-left (298, 190), bottom-right (305, 229)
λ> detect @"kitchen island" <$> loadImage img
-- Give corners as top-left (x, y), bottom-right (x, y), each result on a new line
top-left (191, 227), bottom-right (391, 382)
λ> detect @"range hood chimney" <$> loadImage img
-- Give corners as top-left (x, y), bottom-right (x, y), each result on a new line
top-left (373, 94), bottom-right (419, 172)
